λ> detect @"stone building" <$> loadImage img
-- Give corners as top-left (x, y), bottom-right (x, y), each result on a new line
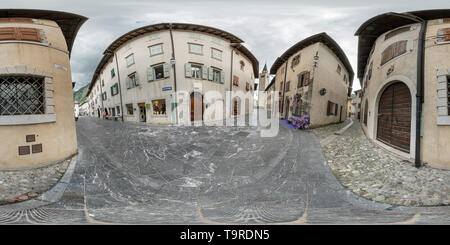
top-left (355, 10), bottom-right (450, 169)
top-left (265, 32), bottom-right (354, 128)
top-left (0, 9), bottom-right (86, 169)
top-left (86, 23), bottom-right (258, 124)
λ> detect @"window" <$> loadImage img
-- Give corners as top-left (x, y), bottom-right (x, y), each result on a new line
top-left (116, 106), bottom-right (120, 115)
top-left (126, 103), bottom-right (133, 115)
top-left (364, 99), bottom-right (368, 125)
top-left (111, 68), bottom-right (115, 78)
top-left (154, 64), bottom-right (165, 80)
top-left (368, 61), bottom-right (373, 80)
top-left (0, 76), bottom-right (45, 115)
top-left (240, 60), bottom-right (245, 71)
top-left (212, 68), bottom-right (222, 83)
top-left (336, 65), bottom-right (341, 75)
top-left (343, 74), bottom-right (347, 83)
top-left (285, 81), bottom-right (290, 92)
top-left (191, 64), bottom-right (202, 79)
top-left (126, 73), bottom-right (139, 89)
top-left (385, 26), bottom-right (410, 40)
top-left (291, 54), bottom-right (301, 68)
top-left (437, 28), bottom-right (450, 43)
top-left (189, 43), bottom-right (203, 55)
top-left (126, 54), bottom-right (135, 67)
top-left (246, 82), bottom-right (250, 92)
top-left (101, 79), bottom-right (104, 87)
top-left (327, 101), bottom-right (338, 116)
top-left (149, 43), bottom-right (163, 56)
top-left (381, 40), bottom-right (408, 65)
top-left (297, 72), bottom-right (310, 88)
top-left (0, 27), bottom-right (41, 42)
top-left (102, 92), bottom-right (107, 101)
top-left (233, 75), bottom-right (239, 86)
top-left (152, 99), bottom-right (166, 115)
top-left (211, 48), bottom-right (222, 60)
top-left (110, 83), bottom-right (119, 96)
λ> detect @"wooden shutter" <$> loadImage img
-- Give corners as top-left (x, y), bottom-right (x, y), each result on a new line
top-left (335, 103), bottom-right (338, 116)
top-left (185, 63), bottom-right (191, 78)
top-left (147, 67), bottom-right (155, 81)
top-left (220, 71), bottom-right (225, 84)
top-left (163, 63), bottom-right (170, 78)
top-left (110, 86), bottom-right (114, 96)
top-left (0, 18), bottom-right (33, 23)
top-left (381, 40), bottom-right (407, 65)
top-left (327, 101), bottom-right (331, 116)
top-left (17, 28), bottom-right (41, 42)
top-left (134, 73), bottom-right (140, 86)
top-left (202, 65), bottom-right (208, 80)
top-left (304, 72), bottom-right (310, 86)
top-left (385, 26), bottom-right (410, 40)
top-left (208, 67), bottom-right (213, 81)
top-left (0, 27), bottom-right (16, 40)
top-left (444, 28), bottom-right (450, 41)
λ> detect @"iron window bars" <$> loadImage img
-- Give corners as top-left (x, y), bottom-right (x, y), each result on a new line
top-left (0, 75), bottom-right (45, 115)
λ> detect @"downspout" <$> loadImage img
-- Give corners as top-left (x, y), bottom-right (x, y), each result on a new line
top-left (281, 58), bottom-right (288, 119)
top-left (229, 43), bottom-right (240, 117)
top-left (390, 13), bottom-right (426, 168)
top-left (113, 52), bottom-right (125, 122)
top-left (99, 73), bottom-right (104, 118)
top-left (169, 23), bottom-right (178, 124)
top-left (415, 20), bottom-right (427, 168)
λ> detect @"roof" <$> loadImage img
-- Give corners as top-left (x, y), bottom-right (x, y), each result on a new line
top-left (269, 32), bottom-right (354, 95)
top-left (355, 9), bottom-right (450, 81)
top-left (88, 23), bottom-right (259, 94)
top-left (0, 9), bottom-right (87, 54)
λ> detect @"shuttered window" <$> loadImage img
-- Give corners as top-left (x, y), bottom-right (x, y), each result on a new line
top-left (285, 81), bottom-right (290, 92)
top-left (297, 71), bottom-right (310, 88)
top-left (437, 28), bottom-right (450, 42)
top-left (327, 101), bottom-right (338, 116)
top-left (363, 99), bottom-right (368, 125)
top-left (384, 26), bottom-right (410, 40)
top-left (0, 27), bottom-right (41, 42)
top-left (380, 40), bottom-right (407, 66)
top-left (0, 18), bottom-right (33, 23)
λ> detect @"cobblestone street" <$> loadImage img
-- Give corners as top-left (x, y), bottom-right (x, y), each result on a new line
top-left (0, 116), bottom-right (449, 224)
top-left (317, 120), bottom-right (450, 206)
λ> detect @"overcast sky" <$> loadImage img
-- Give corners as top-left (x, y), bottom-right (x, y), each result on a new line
top-left (3, 0), bottom-right (450, 92)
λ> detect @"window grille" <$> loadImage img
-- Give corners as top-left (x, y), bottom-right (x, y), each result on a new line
top-left (0, 76), bottom-right (45, 115)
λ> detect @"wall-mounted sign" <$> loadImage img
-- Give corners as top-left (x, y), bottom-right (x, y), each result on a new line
top-left (162, 86), bottom-right (172, 91)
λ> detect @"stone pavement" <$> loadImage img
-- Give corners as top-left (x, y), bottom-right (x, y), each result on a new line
top-left (316, 119), bottom-right (450, 207)
top-left (0, 115), bottom-right (449, 224)
top-left (0, 159), bottom-right (70, 204)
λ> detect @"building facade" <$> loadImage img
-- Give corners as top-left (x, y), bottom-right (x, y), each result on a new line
top-left (355, 10), bottom-right (450, 169)
top-left (87, 23), bottom-right (258, 124)
top-left (265, 33), bottom-right (354, 128)
top-left (0, 10), bottom-right (86, 169)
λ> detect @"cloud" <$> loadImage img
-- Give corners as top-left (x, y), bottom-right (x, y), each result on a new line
top-left (2, 0), bottom-right (449, 91)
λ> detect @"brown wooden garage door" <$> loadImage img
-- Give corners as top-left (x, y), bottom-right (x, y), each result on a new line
top-left (376, 82), bottom-right (411, 153)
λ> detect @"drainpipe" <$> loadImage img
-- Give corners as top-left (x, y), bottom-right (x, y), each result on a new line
top-left (230, 43), bottom-right (241, 117)
top-left (390, 13), bottom-right (426, 168)
top-left (99, 73), bottom-right (104, 118)
top-left (112, 52), bottom-right (125, 122)
top-left (169, 23), bottom-right (178, 124)
top-left (281, 58), bottom-right (288, 119)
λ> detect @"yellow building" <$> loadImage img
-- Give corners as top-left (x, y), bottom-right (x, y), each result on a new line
top-left (265, 33), bottom-right (354, 128)
top-left (355, 10), bottom-right (450, 169)
top-left (0, 9), bottom-right (87, 169)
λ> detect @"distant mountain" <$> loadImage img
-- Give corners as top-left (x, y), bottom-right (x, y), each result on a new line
top-left (73, 84), bottom-right (89, 104)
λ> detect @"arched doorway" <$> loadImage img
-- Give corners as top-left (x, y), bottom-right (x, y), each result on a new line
top-left (376, 82), bottom-right (411, 153)
top-left (190, 92), bottom-right (203, 122)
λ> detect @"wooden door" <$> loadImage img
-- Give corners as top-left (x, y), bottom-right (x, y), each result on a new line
top-left (376, 82), bottom-right (411, 153)
top-left (190, 94), bottom-right (203, 121)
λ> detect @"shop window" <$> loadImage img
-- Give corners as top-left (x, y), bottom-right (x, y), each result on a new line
top-left (126, 104), bottom-right (133, 115)
top-left (152, 99), bottom-right (166, 115)
top-left (0, 76), bottom-right (45, 115)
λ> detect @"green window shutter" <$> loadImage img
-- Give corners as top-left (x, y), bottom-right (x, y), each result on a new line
top-left (163, 63), bottom-right (170, 78)
top-left (110, 86), bottom-right (113, 96)
top-left (202, 65), bottom-right (208, 80)
top-left (101, 79), bottom-right (104, 86)
top-left (147, 67), bottom-right (155, 82)
top-left (185, 63), bottom-right (192, 78)
top-left (134, 73), bottom-right (140, 86)
top-left (208, 67), bottom-right (213, 81)
top-left (220, 71), bottom-right (225, 84)
top-left (126, 77), bottom-right (131, 88)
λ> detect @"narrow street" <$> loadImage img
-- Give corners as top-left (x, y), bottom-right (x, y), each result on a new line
top-left (1, 116), bottom-right (449, 224)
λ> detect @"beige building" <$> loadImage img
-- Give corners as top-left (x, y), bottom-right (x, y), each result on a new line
top-left (0, 10), bottom-right (86, 169)
top-left (265, 33), bottom-right (354, 128)
top-left (355, 10), bottom-right (450, 169)
top-left (87, 23), bottom-right (258, 124)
